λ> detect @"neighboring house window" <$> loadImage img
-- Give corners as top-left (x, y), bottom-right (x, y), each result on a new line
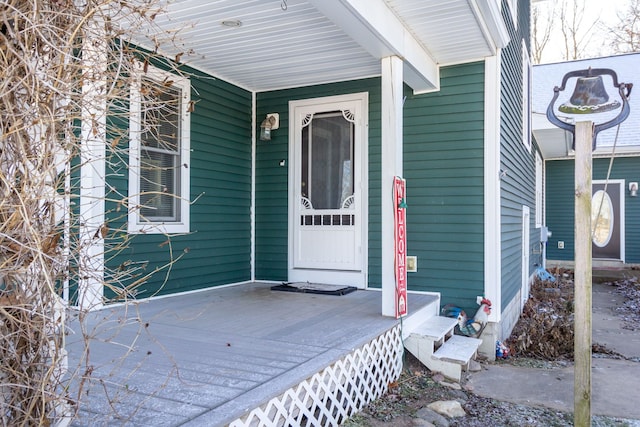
top-left (535, 151), bottom-right (543, 228)
top-left (522, 40), bottom-right (532, 151)
top-left (129, 64), bottom-right (190, 234)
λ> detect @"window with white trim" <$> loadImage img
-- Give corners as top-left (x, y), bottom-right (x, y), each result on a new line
top-left (535, 151), bottom-right (543, 228)
top-left (129, 64), bottom-right (190, 234)
top-left (522, 40), bottom-right (532, 151)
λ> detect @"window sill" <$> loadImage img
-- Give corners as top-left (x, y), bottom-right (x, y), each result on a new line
top-left (127, 221), bottom-right (189, 235)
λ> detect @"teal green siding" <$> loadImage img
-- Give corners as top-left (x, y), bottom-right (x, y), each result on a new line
top-left (255, 79), bottom-right (382, 282)
top-left (106, 68), bottom-right (252, 299)
top-left (499, 0), bottom-right (537, 310)
top-left (255, 64), bottom-right (488, 310)
top-left (404, 63), bottom-right (486, 309)
top-left (546, 156), bottom-right (640, 263)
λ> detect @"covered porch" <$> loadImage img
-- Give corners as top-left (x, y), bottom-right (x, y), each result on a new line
top-left (76, 0), bottom-right (509, 313)
top-left (67, 283), bottom-right (438, 426)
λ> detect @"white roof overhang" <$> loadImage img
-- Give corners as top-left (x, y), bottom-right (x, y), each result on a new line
top-left (532, 112), bottom-right (574, 159)
top-left (308, 0), bottom-right (440, 93)
top-left (137, 0), bottom-right (509, 93)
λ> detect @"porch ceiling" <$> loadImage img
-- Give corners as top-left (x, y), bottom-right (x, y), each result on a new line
top-left (144, 0), bottom-right (508, 92)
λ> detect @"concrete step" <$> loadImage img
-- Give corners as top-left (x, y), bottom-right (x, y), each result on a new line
top-left (404, 316), bottom-right (483, 382)
top-left (409, 315), bottom-right (458, 347)
top-left (433, 334), bottom-right (482, 366)
top-left (400, 294), bottom-right (442, 339)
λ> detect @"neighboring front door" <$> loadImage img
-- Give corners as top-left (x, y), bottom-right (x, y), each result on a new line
top-left (288, 93), bottom-right (368, 288)
top-left (592, 180), bottom-right (625, 261)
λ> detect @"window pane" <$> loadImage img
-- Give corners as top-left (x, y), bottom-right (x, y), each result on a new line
top-left (138, 76), bottom-right (182, 222)
top-left (141, 77), bottom-right (180, 153)
top-left (301, 112), bottom-right (354, 210)
top-left (140, 149), bottom-right (179, 221)
top-left (592, 190), bottom-right (613, 247)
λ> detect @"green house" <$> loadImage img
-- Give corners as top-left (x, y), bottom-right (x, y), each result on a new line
top-left (75, 0), bottom-right (539, 360)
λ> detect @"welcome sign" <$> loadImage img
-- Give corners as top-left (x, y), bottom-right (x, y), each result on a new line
top-left (393, 176), bottom-right (407, 318)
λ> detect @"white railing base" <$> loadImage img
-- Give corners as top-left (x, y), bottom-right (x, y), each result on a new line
top-left (229, 325), bottom-right (403, 427)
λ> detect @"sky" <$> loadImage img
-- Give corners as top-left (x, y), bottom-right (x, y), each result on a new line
top-left (537, 0), bottom-right (633, 63)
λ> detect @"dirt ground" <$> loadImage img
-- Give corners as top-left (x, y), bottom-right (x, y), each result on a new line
top-left (343, 270), bottom-right (640, 427)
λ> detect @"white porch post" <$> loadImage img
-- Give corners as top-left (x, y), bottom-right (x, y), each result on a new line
top-left (78, 19), bottom-right (107, 310)
top-left (381, 56), bottom-right (404, 317)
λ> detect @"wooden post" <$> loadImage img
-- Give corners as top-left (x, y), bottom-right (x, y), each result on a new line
top-left (574, 121), bottom-right (593, 426)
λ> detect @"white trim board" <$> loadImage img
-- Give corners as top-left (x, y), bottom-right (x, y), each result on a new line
top-left (483, 54), bottom-right (502, 323)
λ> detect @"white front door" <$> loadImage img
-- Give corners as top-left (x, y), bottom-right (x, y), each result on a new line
top-left (288, 93), bottom-right (368, 288)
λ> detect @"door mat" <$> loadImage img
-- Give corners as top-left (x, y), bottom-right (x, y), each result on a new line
top-left (271, 282), bottom-right (357, 296)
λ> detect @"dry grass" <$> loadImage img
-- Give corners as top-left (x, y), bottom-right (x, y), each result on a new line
top-left (507, 269), bottom-right (640, 361)
top-left (507, 269), bottom-right (576, 360)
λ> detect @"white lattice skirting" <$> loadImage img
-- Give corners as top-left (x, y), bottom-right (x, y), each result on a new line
top-left (229, 325), bottom-right (403, 427)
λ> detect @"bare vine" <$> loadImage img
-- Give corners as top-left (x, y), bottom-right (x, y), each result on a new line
top-left (1, 1), bottom-right (191, 425)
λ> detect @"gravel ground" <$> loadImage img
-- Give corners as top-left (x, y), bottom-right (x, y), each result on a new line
top-left (343, 271), bottom-right (640, 427)
top-left (343, 353), bottom-right (638, 427)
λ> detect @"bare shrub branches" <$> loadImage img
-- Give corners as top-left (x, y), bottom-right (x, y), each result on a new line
top-left (608, 0), bottom-right (640, 54)
top-left (507, 271), bottom-right (575, 360)
top-left (1, 1), bottom-right (190, 424)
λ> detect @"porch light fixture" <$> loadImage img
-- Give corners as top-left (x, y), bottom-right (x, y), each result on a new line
top-left (546, 67), bottom-right (632, 150)
top-left (259, 113), bottom-right (279, 141)
top-left (630, 182), bottom-right (638, 197)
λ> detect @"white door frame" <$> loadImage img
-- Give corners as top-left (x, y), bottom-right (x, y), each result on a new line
top-left (287, 92), bottom-right (369, 288)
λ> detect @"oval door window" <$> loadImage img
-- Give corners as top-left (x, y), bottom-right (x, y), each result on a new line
top-left (592, 190), bottom-right (614, 247)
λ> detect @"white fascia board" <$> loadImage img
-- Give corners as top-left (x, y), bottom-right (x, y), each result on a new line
top-left (593, 146), bottom-right (640, 157)
top-left (308, 0), bottom-right (438, 92)
top-left (532, 112), bottom-right (556, 130)
top-left (403, 33), bottom-right (440, 94)
top-left (469, 0), bottom-right (510, 51)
